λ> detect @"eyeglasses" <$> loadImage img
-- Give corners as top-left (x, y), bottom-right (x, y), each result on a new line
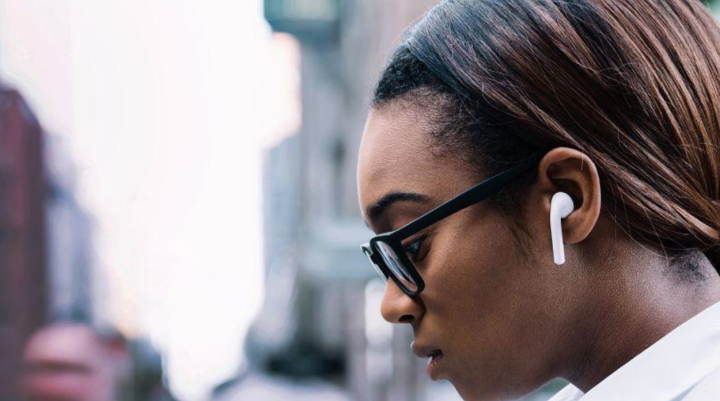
top-left (361, 154), bottom-right (542, 297)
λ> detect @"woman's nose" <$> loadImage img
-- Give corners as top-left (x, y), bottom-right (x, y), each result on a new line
top-left (380, 279), bottom-right (425, 324)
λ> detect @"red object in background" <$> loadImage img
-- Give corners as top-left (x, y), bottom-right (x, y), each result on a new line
top-left (0, 87), bottom-right (48, 401)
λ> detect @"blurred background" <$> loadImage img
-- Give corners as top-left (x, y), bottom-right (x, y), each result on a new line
top-left (0, 1), bottom-right (718, 401)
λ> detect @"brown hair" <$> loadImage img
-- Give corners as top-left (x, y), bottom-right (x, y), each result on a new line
top-left (373, 0), bottom-right (720, 276)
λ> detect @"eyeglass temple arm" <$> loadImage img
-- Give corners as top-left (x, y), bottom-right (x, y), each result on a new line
top-left (394, 155), bottom-right (541, 238)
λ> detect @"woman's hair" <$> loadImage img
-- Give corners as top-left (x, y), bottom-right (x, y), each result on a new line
top-left (373, 0), bottom-right (720, 276)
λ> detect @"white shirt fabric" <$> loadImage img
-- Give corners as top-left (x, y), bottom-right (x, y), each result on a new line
top-left (547, 300), bottom-right (720, 401)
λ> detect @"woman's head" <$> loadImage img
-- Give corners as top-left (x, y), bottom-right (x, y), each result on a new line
top-left (358, 0), bottom-right (720, 399)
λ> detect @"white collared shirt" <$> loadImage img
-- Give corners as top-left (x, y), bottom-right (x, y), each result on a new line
top-left (547, 300), bottom-right (720, 401)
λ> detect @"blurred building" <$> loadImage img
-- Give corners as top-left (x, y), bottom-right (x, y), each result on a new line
top-left (0, 87), bottom-right (49, 401)
top-left (45, 134), bottom-right (96, 322)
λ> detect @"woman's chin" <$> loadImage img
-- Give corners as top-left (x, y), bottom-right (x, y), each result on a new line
top-left (452, 379), bottom-right (527, 401)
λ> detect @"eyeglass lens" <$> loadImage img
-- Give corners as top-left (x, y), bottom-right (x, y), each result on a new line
top-left (376, 241), bottom-right (418, 293)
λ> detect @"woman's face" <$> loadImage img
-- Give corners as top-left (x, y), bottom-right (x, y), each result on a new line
top-left (357, 104), bottom-right (570, 401)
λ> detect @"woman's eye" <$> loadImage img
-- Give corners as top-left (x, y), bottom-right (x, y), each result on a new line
top-left (403, 237), bottom-right (427, 261)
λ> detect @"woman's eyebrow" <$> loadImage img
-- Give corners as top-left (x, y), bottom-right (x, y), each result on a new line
top-left (365, 192), bottom-right (431, 227)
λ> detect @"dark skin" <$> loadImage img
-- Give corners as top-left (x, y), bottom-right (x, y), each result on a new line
top-left (357, 102), bottom-right (720, 401)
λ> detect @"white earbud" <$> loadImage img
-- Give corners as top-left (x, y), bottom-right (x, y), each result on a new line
top-left (550, 192), bottom-right (575, 265)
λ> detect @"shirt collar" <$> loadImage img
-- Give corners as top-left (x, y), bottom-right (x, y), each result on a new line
top-left (549, 300), bottom-right (720, 401)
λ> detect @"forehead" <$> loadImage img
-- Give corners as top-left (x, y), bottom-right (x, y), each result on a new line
top-left (357, 104), bottom-right (476, 219)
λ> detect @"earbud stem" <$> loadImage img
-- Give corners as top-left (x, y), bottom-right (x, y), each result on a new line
top-left (550, 192), bottom-right (574, 266)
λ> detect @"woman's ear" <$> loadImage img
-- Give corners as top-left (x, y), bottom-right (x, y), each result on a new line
top-left (536, 147), bottom-right (602, 244)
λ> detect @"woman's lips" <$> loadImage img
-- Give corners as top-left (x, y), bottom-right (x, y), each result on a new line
top-left (426, 350), bottom-right (444, 380)
top-left (412, 343), bottom-right (445, 380)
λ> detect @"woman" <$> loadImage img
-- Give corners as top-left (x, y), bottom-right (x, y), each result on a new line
top-left (356, 0), bottom-right (720, 400)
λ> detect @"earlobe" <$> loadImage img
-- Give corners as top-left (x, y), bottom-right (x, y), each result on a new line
top-left (537, 147), bottom-right (602, 246)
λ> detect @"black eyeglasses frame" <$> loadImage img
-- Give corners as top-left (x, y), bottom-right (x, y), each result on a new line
top-left (361, 154), bottom-right (543, 297)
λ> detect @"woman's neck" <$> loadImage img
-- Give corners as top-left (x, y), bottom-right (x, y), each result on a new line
top-left (566, 249), bottom-right (720, 393)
